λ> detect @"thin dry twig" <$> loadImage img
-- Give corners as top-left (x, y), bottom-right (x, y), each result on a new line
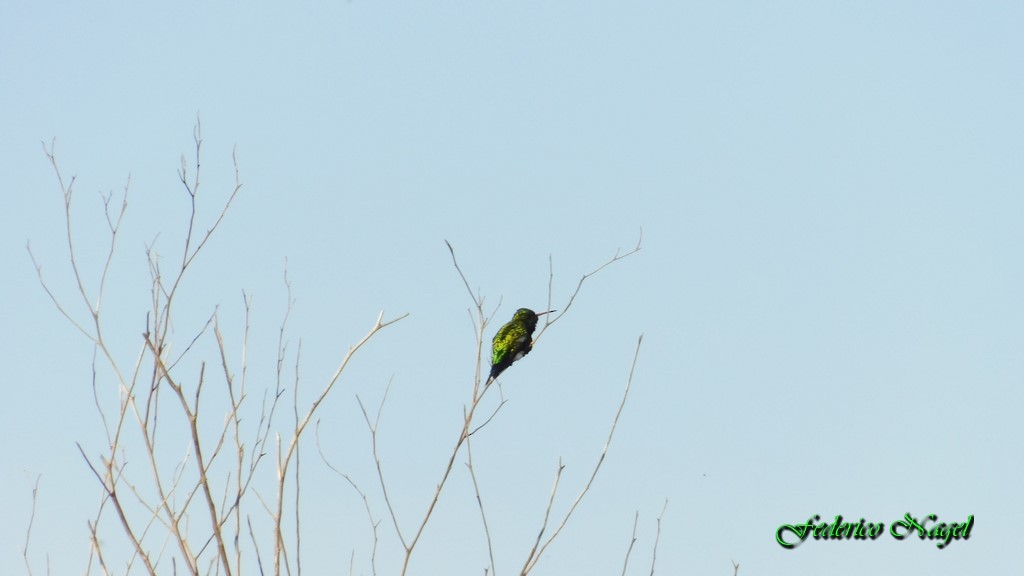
top-left (520, 459), bottom-right (565, 576)
top-left (23, 474), bottom-right (42, 576)
top-left (77, 442), bottom-right (157, 574)
top-left (357, 385), bottom-right (404, 552)
top-left (620, 512), bottom-right (639, 576)
top-left (214, 293), bottom-right (251, 572)
top-left (445, 240), bottom-right (500, 394)
top-left (535, 228), bottom-right (642, 344)
top-left (649, 499), bottom-right (668, 576)
top-left (316, 422), bottom-right (380, 576)
top-left (398, 368), bottom-right (494, 576)
top-left (445, 239), bottom-right (482, 309)
top-left (248, 517), bottom-right (266, 576)
top-left (273, 311), bottom-right (405, 575)
top-left (141, 334), bottom-right (232, 575)
top-left (468, 398), bottom-right (509, 437)
top-left (520, 334), bottom-right (644, 576)
top-left (293, 340), bottom-right (303, 576)
top-left (465, 437), bottom-right (497, 576)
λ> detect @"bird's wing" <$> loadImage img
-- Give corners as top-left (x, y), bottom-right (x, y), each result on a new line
top-left (491, 325), bottom-right (511, 366)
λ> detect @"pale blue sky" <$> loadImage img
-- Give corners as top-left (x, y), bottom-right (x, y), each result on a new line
top-left (3, 2), bottom-right (1022, 574)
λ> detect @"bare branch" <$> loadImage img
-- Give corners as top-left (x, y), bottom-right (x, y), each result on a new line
top-left (294, 340), bottom-right (303, 576)
top-left (520, 334), bottom-right (644, 575)
top-left (465, 438), bottom-right (496, 576)
top-left (77, 443), bottom-right (158, 575)
top-left (534, 229), bottom-right (642, 345)
top-left (95, 177), bottom-right (129, 312)
top-left (620, 512), bottom-right (639, 576)
top-left (142, 341), bottom-right (232, 576)
top-left (649, 499), bottom-right (668, 576)
top-left (182, 149), bottom-right (242, 272)
top-left (519, 460), bottom-right (565, 576)
top-left (271, 308), bottom-right (405, 573)
top-left (316, 422), bottom-right (379, 576)
top-left (400, 377), bottom-right (496, 575)
top-left (468, 399), bottom-right (508, 437)
top-left (26, 242), bottom-right (93, 342)
top-left (248, 517), bottom-right (266, 576)
top-left (43, 140), bottom-right (92, 318)
top-left (22, 474), bottom-right (42, 576)
top-left (158, 119), bottom-right (241, 349)
top-left (445, 239), bottom-right (482, 309)
top-left (357, 387), bottom-right (404, 551)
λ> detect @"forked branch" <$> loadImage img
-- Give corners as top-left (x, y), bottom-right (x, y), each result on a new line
top-left (535, 228), bottom-right (642, 343)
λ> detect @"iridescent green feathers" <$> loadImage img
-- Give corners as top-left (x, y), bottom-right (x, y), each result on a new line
top-left (488, 308), bottom-right (553, 382)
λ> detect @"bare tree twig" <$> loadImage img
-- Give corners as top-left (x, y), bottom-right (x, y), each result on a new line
top-left (22, 474), bottom-right (42, 576)
top-left (399, 347), bottom-right (499, 575)
top-left (620, 512), bottom-right (639, 576)
top-left (649, 499), bottom-right (668, 576)
top-left (316, 422), bottom-right (380, 576)
top-left (142, 343), bottom-right (232, 576)
top-left (520, 334), bottom-right (644, 575)
top-left (294, 341), bottom-right (303, 576)
top-left (445, 240), bottom-right (496, 394)
top-left (47, 140), bottom-right (93, 320)
top-left (466, 437), bottom-right (497, 576)
top-left (248, 516), bottom-right (266, 576)
top-left (274, 310), bottom-right (406, 574)
top-left (534, 228), bottom-right (641, 344)
top-left (77, 443), bottom-right (157, 575)
top-left (445, 239), bottom-right (482, 309)
top-left (357, 386), bottom-right (404, 552)
top-left (96, 177), bottom-right (129, 313)
top-left (26, 243), bottom-right (93, 342)
top-left (519, 460), bottom-right (565, 576)
top-left (468, 399), bottom-right (508, 437)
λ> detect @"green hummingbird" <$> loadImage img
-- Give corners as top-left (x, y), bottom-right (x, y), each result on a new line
top-left (488, 308), bottom-right (555, 383)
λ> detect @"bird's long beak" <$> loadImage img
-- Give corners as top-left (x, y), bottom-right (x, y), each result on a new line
top-left (536, 310), bottom-right (556, 316)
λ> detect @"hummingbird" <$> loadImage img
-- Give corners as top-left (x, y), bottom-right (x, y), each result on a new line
top-left (488, 308), bottom-right (555, 384)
